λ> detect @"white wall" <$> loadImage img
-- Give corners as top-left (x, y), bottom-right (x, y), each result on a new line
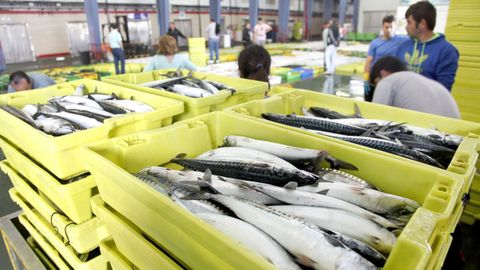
top-left (358, 0), bottom-right (401, 32)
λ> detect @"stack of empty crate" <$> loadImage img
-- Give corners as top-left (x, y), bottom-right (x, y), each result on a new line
top-left (445, 0), bottom-right (480, 123)
top-left (188, 38), bottom-right (207, 66)
top-left (445, 0), bottom-right (480, 224)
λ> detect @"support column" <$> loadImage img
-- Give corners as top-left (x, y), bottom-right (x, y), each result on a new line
top-left (352, 0), bottom-right (360, 32)
top-left (304, 0), bottom-right (313, 40)
top-left (209, 0), bottom-right (221, 23)
top-left (278, 0), bottom-right (291, 43)
top-left (338, 0), bottom-right (348, 26)
top-left (156, 0), bottom-right (170, 36)
top-left (84, 0), bottom-right (102, 61)
top-left (249, 0), bottom-right (259, 28)
top-left (324, 0), bottom-right (333, 20)
top-left (0, 43), bottom-right (5, 72)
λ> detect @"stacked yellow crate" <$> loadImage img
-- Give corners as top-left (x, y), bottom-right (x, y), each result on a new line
top-left (446, 0), bottom-right (480, 224)
top-left (445, 0), bottom-right (480, 123)
top-left (188, 38), bottom-right (207, 66)
top-left (0, 79), bottom-right (184, 269)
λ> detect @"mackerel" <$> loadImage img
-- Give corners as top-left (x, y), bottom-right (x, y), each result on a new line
top-left (311, 130), bottom-right (445, 168)
top-left (169, 84), bottom-right (213, 98)
top-left (140, 167), bottom-right (282, 205)
top-left (296, 181), bottom-right (419, 216)
top-left (318, 169), bottom-right (378, 190)
top-left (262, 113), bottom-right (367, 135)
top-left (135, 173), bottom-right (225, 215)
top-left (51, 96), bottom-right (104, 110)
top-left (197, 146), bottom-right (298, 169)
top-left (34, 116), bottom-right (76, 136)
top-left (223, 136), bottom-right (358, 170)
top-left (39, 111), bottom-right (102, 129)
top-left (196, 213), bottom-right (301, 270)
top-left (99, 99), bottom-right (154, 113)
top-left (1, 105), bottom-right (38, 128)
top-left (170, 157), bottom-right (318, 186)
top-left (208, 195), bottom-right (377, 269)
top-left (224, 179), bottom-right (400, 229)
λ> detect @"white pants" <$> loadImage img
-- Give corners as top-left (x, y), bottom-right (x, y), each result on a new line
top-left (325, 45), bottom-right (337, 74)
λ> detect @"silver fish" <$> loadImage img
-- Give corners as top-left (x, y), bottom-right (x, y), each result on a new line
top-left (318, 169), bottom-right (378, 190)
top-left (51, 96), bottom-right (103, 110)
top-left (296, 181), bottom-right (419, 216)
top-left (140, 167), bottom-right (282, 205)
top-left (1, 105), bottom-right (38, 128)
top-left (271, 205), bottom-right (396, 255)
top-left (223, 136), bottom-right (358, 171)
top-left (208, 195), bottom-right (377, 270)
top-left (34, 116), bottom-right (76, 136)
top-left (39, 111), bottom-right (102, 129)
top-left (135, 173), bottom-right (225, 215)
top-left (99, 99), bottom-right (153, 113)
top-left (196, 213), bottom-right (301, 270)
top-left (224, 178), bottom-right (400, 229)
top-left (169, 84), bottom-right (213, 98)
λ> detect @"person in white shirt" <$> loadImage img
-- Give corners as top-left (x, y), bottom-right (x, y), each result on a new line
top-left (253, 18), bottom-right (272, 46)
top-left (322, 20), bottom-right (338, 74)
top-left (108, 24), bottom-right (125, 74)
top-left (205, 18), bottom-right (220, 63)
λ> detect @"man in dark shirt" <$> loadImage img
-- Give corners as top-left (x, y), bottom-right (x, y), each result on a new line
top-left (167, 22), bottom-right (186, 45)
top-left (242, 23), bottom-right (252, 47)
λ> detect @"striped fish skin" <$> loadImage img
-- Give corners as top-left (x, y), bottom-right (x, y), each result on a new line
top-left (135, 172), bottom-right (225, 215)
top-left (211, 195), bottom-right (377, 270)
top-left (310, 107), bottom-right (354, 119)
top-left (271, 205), bottom-right (395, 256)
top-left (318, 169), bottom-right (378, 190)
top-left (312, 130), bottom-right (444, 168)
top-left (170, 158), bottom-right (318, 186)
top-left (140, 167), bottom-right (282, 205)
top-left (261, 113), bottom-right (367, 135)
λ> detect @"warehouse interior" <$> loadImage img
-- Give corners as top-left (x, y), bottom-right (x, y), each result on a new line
top-left (0, 0), bottom-right (479, 269)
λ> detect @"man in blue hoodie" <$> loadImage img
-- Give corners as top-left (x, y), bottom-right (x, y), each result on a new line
top-left (396, 1), bottom-right (459, 91)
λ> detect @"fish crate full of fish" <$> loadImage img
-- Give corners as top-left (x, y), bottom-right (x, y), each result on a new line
top-left (0, 79), bottom-right (184, 179)
top-left (4, 161), bottom-right (110, 254)
top-left (91, 196), bottom-right (182, 270)
top-left (227, 87), bottom-right (480, 195)
top-left (81, 111), bottom-right (467, 270)
top-left (102, 69), bottom-right (268, 121)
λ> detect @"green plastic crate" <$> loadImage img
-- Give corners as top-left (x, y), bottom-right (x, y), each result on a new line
top-left (102, 70), bottom-right (268, 121)
top-left (0, 79), bottom-right (183, 179)
top-left (83, 111), bottom-right (467, 270)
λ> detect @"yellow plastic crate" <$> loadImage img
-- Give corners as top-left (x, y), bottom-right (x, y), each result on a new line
top-left (99, 238), bottom-right (135, 270)
top-left (8, 183), bottom-right (109, 254)
top-left (189, 47), bottom-right (206, 54)
top-left (18, 214), bottom-right (71, 270)
top-left (83, 111), bottom-right (467, 270)
top-left (0, 79), bottom-right (183, 179)
top-left (91, 196), bottom-right (182, 270)
top-left (188, 37), bottom-right (206, 47)
top-left (335, 61), bottom-right (365, 75)
top-left (445, 26), bottom-right (480, 42)
top-left (18, 208), bottom-right (108, 270)
top-left (226, 87), bottom-right (480, 195)
top-left (102, 70), bottom-right (268, 121)
top-left (0, 136), bottom-right (95, 224)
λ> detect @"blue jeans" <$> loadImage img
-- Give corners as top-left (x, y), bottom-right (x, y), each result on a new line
top-left (208, 38), bottom-right (219, 61)
top-left (112, 48), bottom-right (125, 74)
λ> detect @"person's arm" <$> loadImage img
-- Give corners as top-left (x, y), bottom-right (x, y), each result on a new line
top-left (364, 56), bottom-right (374, 74)
top-left (143, 56), bottom-right (157, 72)
top-left (177, 29), bottom-right (187, 39)
top-left (182, 57), bottom-right (198, 71)
top-left (435, 46), bottom-right (459, 91)
top-left (371, 79), bottom-right (394, 105)
top-left (265, 24), bottom-right (272, 33)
